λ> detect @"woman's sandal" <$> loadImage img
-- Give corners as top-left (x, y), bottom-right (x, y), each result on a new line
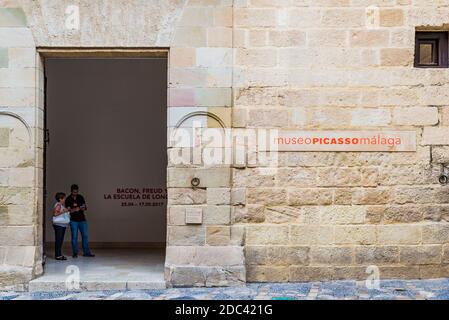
top-left (55, 256), bottom-right (67, 261)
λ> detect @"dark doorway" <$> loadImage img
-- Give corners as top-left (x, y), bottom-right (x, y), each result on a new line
top-left (35, 57), bottom-right (168, 290)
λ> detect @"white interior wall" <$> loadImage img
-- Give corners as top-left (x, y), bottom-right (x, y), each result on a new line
top-left (44, 58), bottom-right (167, 244)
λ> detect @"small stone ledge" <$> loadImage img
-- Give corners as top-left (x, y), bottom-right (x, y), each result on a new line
top-left (166, 265), bottom-right (246, 288)
top-left (0, 265), bottom-right (33, 291)
top-left (166, 246), bottom-right (245, 266)
top-left (165, 246), bottom-right (246, 287)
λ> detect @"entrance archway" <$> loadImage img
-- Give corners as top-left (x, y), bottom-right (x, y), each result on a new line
top-left (30, 49), bottom-right (168, 291)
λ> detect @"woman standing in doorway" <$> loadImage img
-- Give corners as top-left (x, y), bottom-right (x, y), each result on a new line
top-left (52, 192), bottom-right (71, 260)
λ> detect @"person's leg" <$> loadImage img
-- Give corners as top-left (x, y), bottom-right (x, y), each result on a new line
top-left (70, 221), bottom-right (79, 256)
top-left (53, 225), bottom-right (63, 258)
top-left (60, 227), bottom-right (66, 256)
top-left (79, 221), bottom-right (92, 255)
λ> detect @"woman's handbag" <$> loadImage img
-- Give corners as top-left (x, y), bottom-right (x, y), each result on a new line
top-left (52, 211), bottom-right (70, 225)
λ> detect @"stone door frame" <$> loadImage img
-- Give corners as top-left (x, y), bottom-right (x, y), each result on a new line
top-left (36, 47), bottom-right (170, 276)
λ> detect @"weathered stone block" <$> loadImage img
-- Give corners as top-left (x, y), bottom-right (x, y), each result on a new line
top-left (380, 48), bottom-right (413, 67)
top-left (206, 226), bottom-right (231, 246)
top-left (0, 48), bottom-right (8, 68)
top-left (0, 226), bottom-right (34, 246)
top-left (0, 246), bottom-right (5, 263)
top-left (167, 266), bottom-right (245, 287)
top-left (0, 128), bottom-right (9, 147)
top-left (379, 164), bottom-right (434, 186)
top-left (443, 245), bottom-right (449, 263)
top-left (289, 266), bottom-right (333, 282)
top-left (307, 29), bottom-right (347, 47)
top-left (233, 168), bottom-right (276, 188)
top-left (320, 206), bottom-right (366, 225)
top-left (378, 266), bottom-right (420, 280)
top-left (264, 206), bottom-right (303, 224)
top-left (355, 246), bottom-right (399, 264)
top-left (419, 265), bottom-right (449, 279)
top-left (310, 246), bottom-right (353, 265)
top-left (351, 108), bottom-right (391, 126)
top-left (400, 245), bottom-right (442, 265)
top-left (214, 7), bottom-right (232, 27)
top-left (288, 189), bottom-right (333, 206)
top-left (166, 246), bottom-right (244, 266)
top-left (0, 88), bottom-right (35, 107)
top-left (168, 206), bottom-right (187, 226)
top-left (393, 107), bottom-right (438, 126)
top-left (203, 205), bottom-right (231, 225)
top-left (321, 9), bottom-right (364, 27)
top-left (234, 8), bottom-right (278, 27)
top-left (0, 8), bottom-right (27, 27)
top-left (384, 205), bottom-right (423, 223)
top-left (178, 7), bottom-right (214, 27)
top-left (247, 109), bottom-right (288, 127)
top-left (169, 47), bottom-right (196, 68)
top-left (269, 30), bottom-right (305, 47)
top-left (352, 188), bottom-right (390, 205)
top-left (168, 168), bottom-right (231, 188)
top-left (207, 188), bottom-right (231, 205)
top-left (232, 108), bottom-right (247, 128)
top-left (167, 226), bottom-right (205, 246)
top-left (197, 88), bottom-right (232, 107)
top-left (172, 27), bottom-right (207, 47)
top-left (380, 9), bottom-right (404, 27)
top-left (334, 226), bottom-right (376, 245)
top-left (0, 266), bottom-right (33, 289)
top-left (365, 205), bottom-right (384, 224)
top-left (393, 186), bottom-right (439, 205)
top-left (334, 188), bottom-right (353, 205)
top-left (423, 127), bottom-right (449, 145)
top-left (230, 225), bottom-right (245, 246)
top-left (350, 30), bottom-right (389, 47)
top-left (290, 225), bottom-right (334, 245)
top-left (246, 188), bottom-right (286, 206)
top-left (377, 225), bottom-right (421, 245)
top-left (230, 188), bottom-right (246, 205)
top-left (4, 246), bottom-right (36, 267)
top-left (422, 223), bottom-right (449, 244)
top-left (246, 266), bottom-right (288, 282)
top-left (246, 225), bottom-right (289, 245)
top-left (0, 28), bottom-right (34, 47)
top-left (432, 146), bottom-right (449, 164)
top-left (317, 167), bottom-right (361, 187)
top-left (168, 188), bottom-right (206, 205)
top-left (290, 266), bottom-right (367, 281)
top-left (246, 246), bottom-right (309, 266)
top-left (231, 205), bottom-right (265, 224)
top-left (277, 168), bottom-right (316, 187)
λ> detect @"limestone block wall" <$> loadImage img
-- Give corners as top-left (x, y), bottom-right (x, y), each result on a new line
top-left (0, 0), bottom-right (246, 289)
top-left (165, 0), bottom-right (246, 287)
top-left (2, 0), bottom-right (449, 289)
top-left (0, 1), bottom-right (42, 290)
top-left (233, 0), bottom-right (449, 282)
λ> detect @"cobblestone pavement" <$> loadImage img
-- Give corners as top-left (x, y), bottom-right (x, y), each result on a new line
top-left (1, 279), bottom-right (449, 300)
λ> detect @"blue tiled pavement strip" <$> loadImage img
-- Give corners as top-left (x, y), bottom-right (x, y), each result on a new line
top-left (2, 279), bottom-right (449, 300)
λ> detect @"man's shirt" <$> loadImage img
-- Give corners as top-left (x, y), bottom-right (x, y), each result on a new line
top-left (65, 194), bottom-right (87, 222)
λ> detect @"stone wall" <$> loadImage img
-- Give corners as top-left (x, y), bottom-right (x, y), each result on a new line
top-left (233, 0), bottom-right (449, 282)
top-left (2, 0), bottom-right (449, 289)
top-left (0, 0), bottom-right (42, 290)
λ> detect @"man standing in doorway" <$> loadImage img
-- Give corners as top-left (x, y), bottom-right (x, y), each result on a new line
top-left (65, 184), bottom-right (95, 258)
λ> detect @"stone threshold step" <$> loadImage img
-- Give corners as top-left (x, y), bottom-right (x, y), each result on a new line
top-left (28, 280), bottom-right (166, 292)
